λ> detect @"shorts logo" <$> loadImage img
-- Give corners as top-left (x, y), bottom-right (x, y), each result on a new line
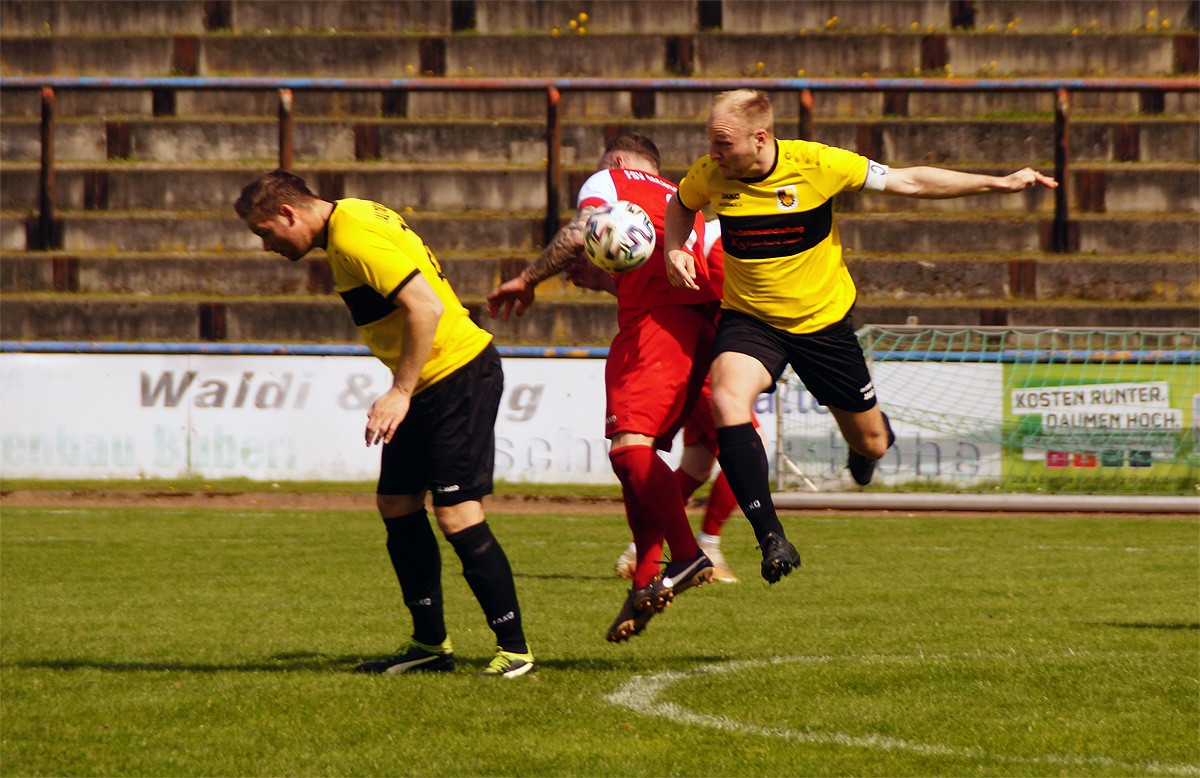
top-left (860, 381), bottom-right (876, 401)
top-left (776, 185), bottom-right (798, 210)
top-left (435, 484), bottom-right (461, 493)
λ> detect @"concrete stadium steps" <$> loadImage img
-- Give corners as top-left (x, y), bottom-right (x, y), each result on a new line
top-left (3, 31), bottom-right (1192, 82)
top-left (1, 293), bottom-right (1193, 345)
top-left (839, 213), bottom-right (1199, 255)
top-left (0, 210), bottom-right (544, 253)
top-left (0, 164), bottom-right (553, 212)
top-left (3, 162), bottom-right (1196, 217)
top-left (845, 252), bottom-right (1200, 302)
top-left (0, 294), bottom-right (623, 344)
top-left (3, 1), bottom-right (1195, 36)
top-left (0, 0), bottom-right (693, 35)
top-left (725, 1), bottom-right (1198, 33)
top-left (4, 209), bottom-right (1195, 256)
top-left (0, 251), bottom-right (580, 299)
top-left (2, 2), bottom-right (1194, 348)
top-left (5, 84), bottom-right (1197, 122)
top-left (4, 116), bottom-right (1198, 166)
top-left (5, 250), bottom-right (1195, 304)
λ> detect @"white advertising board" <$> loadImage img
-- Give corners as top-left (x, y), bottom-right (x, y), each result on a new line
top-left (0, 353), bottom-right (628, 482)
top-left (1, 352), bottom-right (1001, 485)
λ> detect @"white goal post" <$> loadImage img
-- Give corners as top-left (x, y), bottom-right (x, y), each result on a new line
top-left (773, 326), bottom-right (1199, 513)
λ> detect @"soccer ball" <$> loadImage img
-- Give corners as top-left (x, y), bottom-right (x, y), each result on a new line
top-left (582, 201), bottom-right (656, 274)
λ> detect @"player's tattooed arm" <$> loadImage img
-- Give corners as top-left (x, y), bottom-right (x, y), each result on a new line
top-left (518, 205), bottom-right (596, 286)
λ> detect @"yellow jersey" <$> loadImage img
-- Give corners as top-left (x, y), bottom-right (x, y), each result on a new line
top-left (677, 139), bottom-right (869, 334)
top-left (325, 198), bottom-right (492, 393)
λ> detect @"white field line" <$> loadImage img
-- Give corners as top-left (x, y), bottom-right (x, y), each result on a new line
top-left (605, 655), bottom-right (1200, 776)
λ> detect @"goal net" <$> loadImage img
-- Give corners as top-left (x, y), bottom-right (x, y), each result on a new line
top-left (775, 326), bottom-right (1199, 496)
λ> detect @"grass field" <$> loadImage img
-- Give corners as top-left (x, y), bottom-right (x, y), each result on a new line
top-left (2, 503), bottom-right (1197, 776)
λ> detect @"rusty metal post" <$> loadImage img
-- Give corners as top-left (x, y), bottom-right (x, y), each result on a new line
top-left (37, 86), bottom-right (57, 250)
top-left (278, 88), bottom-right (294, 171)
top-left (797, 88), bottom-right (814, 140)
top-left (1052, 88), bottom-right (1071, 253)
top-left (544, 86), bottom-right (562, 246)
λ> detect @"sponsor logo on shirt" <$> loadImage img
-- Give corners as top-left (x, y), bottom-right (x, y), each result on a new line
top-left (721, 204), bottom-right (832, 259)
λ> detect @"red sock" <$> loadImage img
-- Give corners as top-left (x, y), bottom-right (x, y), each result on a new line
top-left (700, 470), bottom-right (739, 537)
top-left (610, 445), bottom-right (700, 580)
top-left (618, 474), bottom-right (664, 588)
top-left (674, 468), bottom-right (706, 503)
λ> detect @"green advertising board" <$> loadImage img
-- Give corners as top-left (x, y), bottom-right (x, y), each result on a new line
top-left (1004, 362), bottom-right (1199, 494)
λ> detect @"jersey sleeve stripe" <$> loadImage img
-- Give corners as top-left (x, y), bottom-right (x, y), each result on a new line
top-left (387, 269), bottom-right (420, 302)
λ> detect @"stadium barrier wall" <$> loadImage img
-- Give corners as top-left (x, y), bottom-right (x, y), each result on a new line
top-left (3, 342), bottom-right (1196, 513)
top-left (0, 342), bottom-right (999, 486)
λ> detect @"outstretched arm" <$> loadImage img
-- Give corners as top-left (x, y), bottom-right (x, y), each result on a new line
top-left (485, 205), bottom-right (597, 319)
top-left (882, 166), bottom-right (1058, 199)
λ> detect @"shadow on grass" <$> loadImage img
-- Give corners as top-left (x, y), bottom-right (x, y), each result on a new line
top-left (1098, 621), bottom-right (1200, 630)
top-left (6, 652), bottom-right (363, 673)
top-left (514, 571), bottom-right (615, 581)
top-left (3, 650), bottom-right (693, 674)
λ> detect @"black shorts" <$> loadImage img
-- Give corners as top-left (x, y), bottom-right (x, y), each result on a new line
top-left (713, 309), bottom-right (877, 412)
top-left (377, 343), bottom-right (502, 506)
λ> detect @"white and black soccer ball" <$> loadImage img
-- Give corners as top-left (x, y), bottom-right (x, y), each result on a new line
top-left (582, 200), bottom-right (656, 274)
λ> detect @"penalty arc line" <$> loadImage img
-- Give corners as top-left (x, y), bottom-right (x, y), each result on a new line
top-left (604, 655), bottom-right (1200, 777)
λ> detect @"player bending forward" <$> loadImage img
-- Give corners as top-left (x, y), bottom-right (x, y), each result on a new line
top-left (236, 170), bottom-right (535, 678)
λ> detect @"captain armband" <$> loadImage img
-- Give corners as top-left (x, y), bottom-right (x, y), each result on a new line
top-left (862, 161), bottom-right (889, 192)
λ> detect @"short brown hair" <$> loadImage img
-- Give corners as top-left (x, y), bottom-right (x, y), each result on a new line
top-left (603, 132), bottom-right (661, 171)
top-left (234, 169), bottom-right (318, 221)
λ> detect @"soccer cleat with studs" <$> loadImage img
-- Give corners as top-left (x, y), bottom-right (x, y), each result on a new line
top-left (479, 647), bottom-right (536, 678)
top-left (606, 589), bottom-right (654, 643)
top-left (759, 532), bottom-right (801, 584)
top-left (355, 638), bottom-right (455, 675)
top-left (698, 534), bottom-right (738, 583)
top-left (632, 552), bottom-right (714, 614)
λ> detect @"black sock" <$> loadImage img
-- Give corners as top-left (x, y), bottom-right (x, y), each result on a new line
top-left (446, 521), bottom-right (527, 654)
top-left (382, 510), bottom-right (446, 647)
top-left (717, 423), bottom-right (785, 546)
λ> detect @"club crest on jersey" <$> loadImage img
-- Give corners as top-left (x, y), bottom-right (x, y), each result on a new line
top-left (775, 185), bottom-right (798, 210)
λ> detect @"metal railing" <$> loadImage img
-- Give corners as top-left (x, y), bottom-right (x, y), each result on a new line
top-left (2, 75), bottom-right (1196, 249)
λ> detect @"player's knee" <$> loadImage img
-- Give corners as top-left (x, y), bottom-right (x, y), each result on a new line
top-left (710, 391), bottom-right (753, 427)
top-left (377, 492), bottom-right (424, 518)
top-left (860, 428), bottom-right (892, 460)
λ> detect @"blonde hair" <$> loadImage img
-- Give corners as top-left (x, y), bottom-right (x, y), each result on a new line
top-left (712, 89), bottom-right (774, 135)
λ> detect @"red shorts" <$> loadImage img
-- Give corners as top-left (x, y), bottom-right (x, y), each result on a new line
top-left (681, 377), bottom-right (760, 454)
top-left (605, 303), bottom-right (717, 450)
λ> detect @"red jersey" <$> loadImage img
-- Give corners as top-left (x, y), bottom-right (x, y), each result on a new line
top-left (577, 169), bottom-right (717, 328)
